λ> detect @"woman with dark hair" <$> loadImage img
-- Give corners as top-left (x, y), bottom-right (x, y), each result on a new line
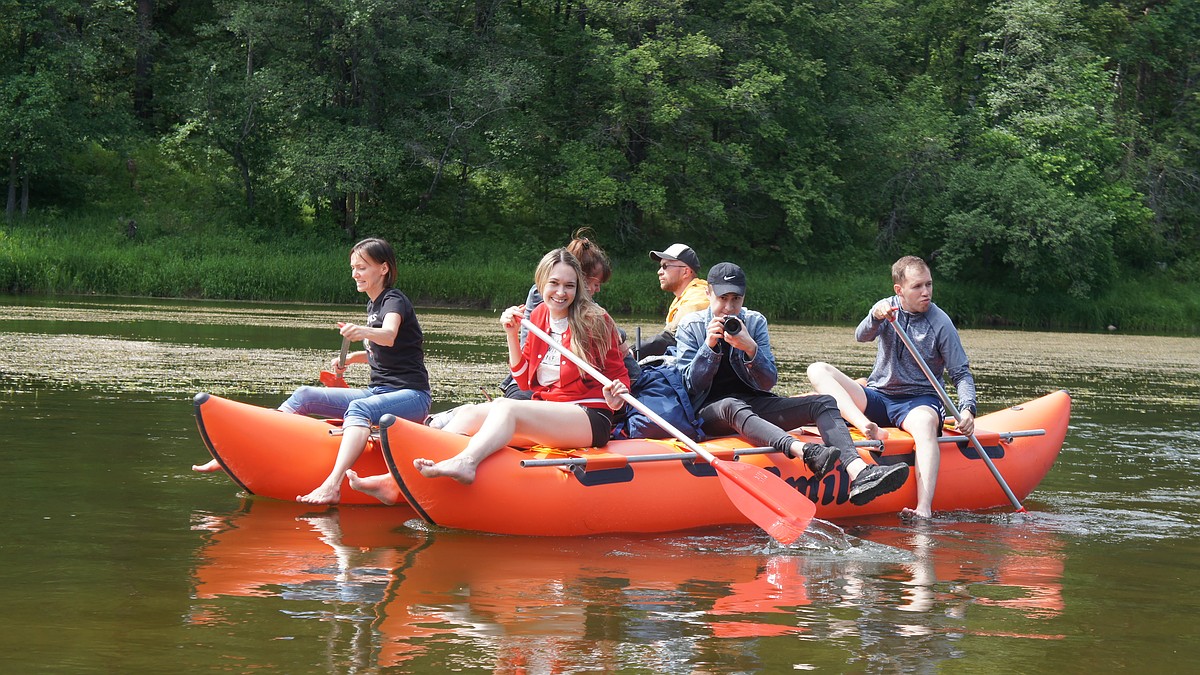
top-left (193, 238), bottom-right (431, 505)
top-left (349, 248), bottom-right (629, 497)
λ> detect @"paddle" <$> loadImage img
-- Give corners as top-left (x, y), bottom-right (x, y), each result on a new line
top-left (318, 335), bottom-right (351, 388)
top-left (521, 446), bottom-right (779, 468)
top-left (884, 308), bottom-right (1026, 512)
top-left (522, 318), bottom-right (817, 544)
top-left (521, 430), bottom-right (1049, 468)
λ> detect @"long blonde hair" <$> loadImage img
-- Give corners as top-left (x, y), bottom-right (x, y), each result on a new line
top-left (533, 248), bottom-right (615, 370)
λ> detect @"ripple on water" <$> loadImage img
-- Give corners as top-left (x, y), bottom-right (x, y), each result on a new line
top-left (1022, 498), bottom-right (1197, 542)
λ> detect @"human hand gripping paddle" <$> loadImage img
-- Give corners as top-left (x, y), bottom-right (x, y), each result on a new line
top-left (522, 318), bottom-right (817, 544)
top-left (884, 308), bottom-right (1026, 512)
top-left (318, 334), bottom-right (351, 388)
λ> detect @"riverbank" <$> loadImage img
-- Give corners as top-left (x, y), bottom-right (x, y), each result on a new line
top-left (3, 214), bottom-right (1197, 334)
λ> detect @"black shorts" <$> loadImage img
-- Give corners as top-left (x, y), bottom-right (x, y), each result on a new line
top-left (580, 405), bottom-right (615, 447)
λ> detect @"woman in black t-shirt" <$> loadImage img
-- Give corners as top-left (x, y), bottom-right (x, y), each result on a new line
top-left (192, 238), bottom-right (431, 505)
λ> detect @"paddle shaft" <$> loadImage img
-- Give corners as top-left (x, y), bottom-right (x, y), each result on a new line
top-left (523, 429), bottom-right (1048, 468)
top-left (521, 319), bottom-right (718, 463)
top-left (885, 310), bottom-right (1026, 511)
top-left (320, 336), bottom-right (353, 387)
top-left (522, 446), bottom-right (778, 468)
top-left (522, 317), bottom-right (817, 543)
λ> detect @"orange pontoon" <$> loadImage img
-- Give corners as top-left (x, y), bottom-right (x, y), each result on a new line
top-left (380, 390), bottom-right (1070, 536)
top-left (193, 392), bottom-right (394, 505)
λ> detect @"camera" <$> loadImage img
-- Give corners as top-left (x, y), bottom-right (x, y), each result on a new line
top-left (722, 316), bottom-right (742, 336)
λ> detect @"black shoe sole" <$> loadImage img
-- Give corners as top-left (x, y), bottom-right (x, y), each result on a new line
top-left (808, 446), bottom-right (839, 478)
top-left (849, 463), bottom-right (910, 505)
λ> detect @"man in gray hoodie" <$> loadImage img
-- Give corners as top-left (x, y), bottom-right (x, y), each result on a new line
top-left (807, 255), bottom-right (977, 519)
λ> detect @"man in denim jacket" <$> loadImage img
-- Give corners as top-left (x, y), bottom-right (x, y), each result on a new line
top-left (674, 262), bottom-right (910, 506)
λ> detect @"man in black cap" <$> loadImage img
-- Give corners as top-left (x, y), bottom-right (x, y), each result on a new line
top-left (637, 243), bottom-right (710, 358)
top-left (672, 262), bottom-right (910, 506)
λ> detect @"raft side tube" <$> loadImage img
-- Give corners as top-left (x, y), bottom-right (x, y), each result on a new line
top-left (193, 392), bottom-right (254, 495)
top-left (379, 414), bottom-right (436, 525)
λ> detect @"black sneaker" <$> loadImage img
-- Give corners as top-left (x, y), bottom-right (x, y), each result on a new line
top-left (849, 463), bottom-right (910, 505)
top-left (800, 443), bottom-right (839, 478)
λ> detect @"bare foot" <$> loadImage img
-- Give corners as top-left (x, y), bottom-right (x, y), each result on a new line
top-left (296, 481), bottom-right (341, 505)
top-left (346, 469), bottom-right (402, 505)
top-left (900, 507), bottom-right (932, 520)
top-left (413, 456), bottom-right (477, 484)
top-left (192, 459), bottom-right (222, 473)
top-left (864, 422), bottom-right (889, 441)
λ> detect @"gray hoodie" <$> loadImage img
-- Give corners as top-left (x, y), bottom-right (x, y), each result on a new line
top-left (856, 297), bottom-right (977, 414)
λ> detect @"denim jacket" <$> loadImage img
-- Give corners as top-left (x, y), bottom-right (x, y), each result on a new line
top-left (672, 307), bottom-right (778, 409)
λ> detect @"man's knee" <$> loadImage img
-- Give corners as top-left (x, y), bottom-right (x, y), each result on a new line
top-left (902, 406), bottom-right (941, 436)
top-left (806, 362), bottom-right (833, 380)
top-left (706, 398), bottom-right (753, 425)
top-left (810, 393), bottom-right (839, 416)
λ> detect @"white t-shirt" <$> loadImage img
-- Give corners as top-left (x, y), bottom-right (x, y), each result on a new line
top-left (536, 316), bottom-right (569, 386)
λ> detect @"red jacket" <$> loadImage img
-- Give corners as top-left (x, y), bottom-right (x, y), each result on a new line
top-left (512, 303), bottom-right (630, 409)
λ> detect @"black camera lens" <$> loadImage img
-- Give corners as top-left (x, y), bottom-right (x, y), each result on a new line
top-left (722, 316), bottom-right (742, 335)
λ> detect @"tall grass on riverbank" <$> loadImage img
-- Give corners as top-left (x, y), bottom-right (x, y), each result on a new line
top-left (3, 214), bottom-right (1197, 334)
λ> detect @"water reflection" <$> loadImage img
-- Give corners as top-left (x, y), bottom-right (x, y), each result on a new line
top-left (190, 501), bottom-right (1069, 671)
top-left (845, 518), bottom-right (1065, 624)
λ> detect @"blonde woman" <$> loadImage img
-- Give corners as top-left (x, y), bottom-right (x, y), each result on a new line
top-left (350, 248), bottom-right (629, 500)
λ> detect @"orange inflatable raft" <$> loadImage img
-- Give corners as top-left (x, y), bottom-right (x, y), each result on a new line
top-left (380, 390), bottom-right (1071, 536)
top-left (193, 390), bottom-right (1070, 529)
top-left (193, 392), bottom-right (394, 505)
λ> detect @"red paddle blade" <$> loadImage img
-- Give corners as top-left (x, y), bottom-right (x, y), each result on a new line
top-left (713, 459), bottom-right (815, 545)
top-left (319, 370), bottom-right (348, 388)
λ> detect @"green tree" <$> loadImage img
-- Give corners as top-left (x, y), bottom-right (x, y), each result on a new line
top-left (933, 0), bottom-right (1141, 297)
top-left (513, 1), bottom-right (839, 260)
top-left (1109, 1), bottom-right (1200, 268)
top-left (166, 1), bottom-right (282, 213)
top-left (1, 0), bottom-right (135, 220)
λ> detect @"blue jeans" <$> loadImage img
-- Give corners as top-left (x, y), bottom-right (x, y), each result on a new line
top-left (278, 386), bottom-right (432, 429)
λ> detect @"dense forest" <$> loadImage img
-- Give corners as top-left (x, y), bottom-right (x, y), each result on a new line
top-left (2, 0), bottom-right (1198, 307)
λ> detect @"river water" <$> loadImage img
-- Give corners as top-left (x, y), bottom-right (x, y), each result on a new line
top-left (0, 295), bottom-right (1196, 673)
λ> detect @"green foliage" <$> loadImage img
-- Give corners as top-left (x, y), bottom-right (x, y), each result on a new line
top-left (1, 0), bottom-right (135, 216)
top-left (0, 0), bottom-right (1196, 315)
top-left (935, 159), bottom-right (1117, 298)
top-left (891, 0), bottom-right (1145, 300)
top-left (5, 213), bottom-right (1193, 333)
